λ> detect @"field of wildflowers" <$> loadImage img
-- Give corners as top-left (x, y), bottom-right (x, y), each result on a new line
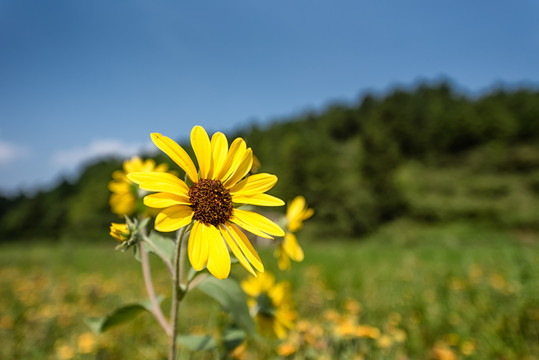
top-left (1, 219), bottom-right (538, 359)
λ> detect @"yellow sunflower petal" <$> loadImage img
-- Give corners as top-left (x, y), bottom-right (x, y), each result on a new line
top-left (188, 221), bottom-right (209, 271)
top-left (283, 233), bottom-right (304, 262)
top-left (143, 192), bottom-right (191, 208)
top-left (287, 196), bottom-right (306, 222)
top-left (302, 208), bottom-right (315, 221)
top-left (210, 132), bottom-right (228, 179)
top-left (219, 225), bottom-right (256, 276)
top-left (216, 138), bottom-right (247, 182)
top-left (232, 209), bottom-right (285, 237)
top-left (191, 126), bottom-right (211, 179)
top-left (223, 148), bottom-right (253, 188)
top-left (151, 133), bottom-right (198, 183)
top-left (275, 246), bottom-right (291, 270)
top-left (229, 173), bottom-right (278, 196)
top-left (225, 222), bottom-right (264, 273)
top-left (206, 225), bottom-right (231, 279)
top-left (227, 224), bottom-right (264, 272)
top-left (230, 215), bottom-right (274, 239)
top-left (155, 205), bottom-right (193, 232)
top-left (232, 193), bottom-right (285, 207)
top-left (127, 172), bottom-right (189, 197)
top-left (124, 156), bottom-right (142, 173)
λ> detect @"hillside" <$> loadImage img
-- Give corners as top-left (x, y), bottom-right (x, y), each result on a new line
top-left (2, 81), bottom-right (539, 241)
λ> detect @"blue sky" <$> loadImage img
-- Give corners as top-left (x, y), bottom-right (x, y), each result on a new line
top-left (1, 0), bottom-right (538, 194)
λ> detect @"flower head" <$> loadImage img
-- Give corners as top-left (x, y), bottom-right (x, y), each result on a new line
top-left (275, 196), bottom-right (314, 270)
top-left (241, 272), bottom-right (296, 339)
top-left (128, 126), bottom-right (285, 279)
top-left (109, 156), bottom-right (171, 216)
top-left (109, 222), bottom-right (130, 242)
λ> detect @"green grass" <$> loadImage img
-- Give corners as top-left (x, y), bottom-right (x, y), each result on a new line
top-left (1, 221), bottom-right (538, 359)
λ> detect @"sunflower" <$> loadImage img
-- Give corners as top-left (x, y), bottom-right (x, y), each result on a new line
top-left (109, 222), bottom-right (130, 242)
top-left (108, 156), bottom-right (171, 216)
top-left (241, 272), bottom-right (295, 339)
top-left (127, 126), bottom-right (285, 279)
top-left (275, 196), bottom-right (314, 270)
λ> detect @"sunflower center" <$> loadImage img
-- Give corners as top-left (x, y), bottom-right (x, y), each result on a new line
top-left (189, 179), bottom-right (233, 226)
top-left (255, 293), bottom-right (276, 317)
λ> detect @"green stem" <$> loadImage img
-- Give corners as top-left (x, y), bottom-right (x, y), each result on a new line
top-left (168, 226), bottom-right (188, 360)
top-left (139, 242), bottom-right (172, 336)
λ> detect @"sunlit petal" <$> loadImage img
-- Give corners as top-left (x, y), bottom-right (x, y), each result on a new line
top-left (155, 205), bottom-right (193, 232)
top-left (216, 138), bottom-right (246, 182)
top-left (151, 133), bottom-right (198, 183)
top-left (223, 148), bottom-right (253, 188)
top-left (233, 209), bottom-right (285, 237)
top-left (127, 172), bottom-right (189, 197)
top-left (232, 193), bottom-right (285, 207)
top-left (227, 223), bottom-right (264, 272)
top-left (219, 224), bottom-right (256, 276)
top-left (210, 132), bottom-right (228, 179)
top-left (143, 192), bottom-right (191, 208)
top-left (283, 233), bottom-right (304, 262)
top-left (191, 126), bottom-right (211, 179)
top-left (188, 221), bottom-right (209, 271)
top-left (229, 173), bottom-right (278, 196)
top-left (206, 225), bottom-right (231, 279)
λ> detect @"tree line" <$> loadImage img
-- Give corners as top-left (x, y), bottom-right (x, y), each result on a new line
top-left (2, 81), bottom-right (539, 242)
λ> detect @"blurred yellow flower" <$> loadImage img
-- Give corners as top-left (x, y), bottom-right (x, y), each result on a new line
top-left (128, 126), bottom-right (285, 279)
top-left (432, 343), bottom-right (457, 360)
top-left (276, 196), bottom-right (314, 270)
top-left (109, 222), bottom-right (130, 242)
top-left (355, 325), bottom-right (380, 339)
top-left (109, 156), bottom-right (171, 216)
top-left (56, 343), bottom-right (75, 360)
top-left (77, 332), bottom-right (96, 354)
top-left (460, 340), bottom-right (476, 356)
top-left (241, 272), bottom-right (296, 339)
top-left (376, 334), bottom-right (393, 349)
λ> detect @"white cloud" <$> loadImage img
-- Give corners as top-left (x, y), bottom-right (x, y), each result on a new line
top-left (52, 139), bottom-right (154, 168)
top-left (0, 140), bottom-right (30, 165)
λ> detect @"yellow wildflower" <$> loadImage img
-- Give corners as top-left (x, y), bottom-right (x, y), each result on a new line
top-left (241, 272), bottom-right (295, 339)
top-left (128, 126), bottom-right (285, 279)
top-left (109, 156), bottom-right (171, 216)
top-left (276, 196), bottom-right (314, 270)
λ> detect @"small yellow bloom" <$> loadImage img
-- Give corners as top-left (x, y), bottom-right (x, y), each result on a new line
top-left (128, 126), bottom-right (285, 279)
top-left (277, 341), bottom-right (298, 357)
top-left (432, 343), bottom-right (457, 360)
top-left (241, 272), bottom-right (296, 339)
top-left (276, 196), bottom-right (313, 270)
top-left (77, 332), bottom-right (96, 354)
top-left (56, 343), bottom-right (75, 360)
top-left (109, 156), bottom-right (171, 216)
top-left (355, 325), bottom-right (380, 339)
top-left (109, 222), bottom-right (130, 242)
top-left (460, 340), bottom-right (476, 356)
top-left (287, 195), bottom-right (314, 232)
top-left (377, 334), bottom-right (393, 349)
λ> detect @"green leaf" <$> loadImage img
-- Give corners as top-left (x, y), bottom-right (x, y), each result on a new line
top-left (84, 296), bottom-right (164, 334)
top-left (85, 304), bottom-right (147, 334)
top-left (197, 277), bottom-right (255, 334)
top-left (144, 231), bottom-right (175, 262)
top-left (177, 334), bottom-right (217, 351)
top-left (222, 328), bottom-right (246, 352)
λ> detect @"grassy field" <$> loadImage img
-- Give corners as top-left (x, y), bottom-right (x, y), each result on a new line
top-left (1, 220), bottom-right (538, 359)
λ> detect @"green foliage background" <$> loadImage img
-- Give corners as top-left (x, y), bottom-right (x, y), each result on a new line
top-left (2, 81), bottom-right (539, 241)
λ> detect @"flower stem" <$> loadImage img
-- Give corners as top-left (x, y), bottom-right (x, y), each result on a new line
top-left (169, 226), bottom-right (188, 360)
top-left (139, 242), bottom-right (172, 336)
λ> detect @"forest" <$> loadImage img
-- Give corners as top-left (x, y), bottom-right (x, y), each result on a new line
top-left (2, 81), bottom-right (539, 241)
